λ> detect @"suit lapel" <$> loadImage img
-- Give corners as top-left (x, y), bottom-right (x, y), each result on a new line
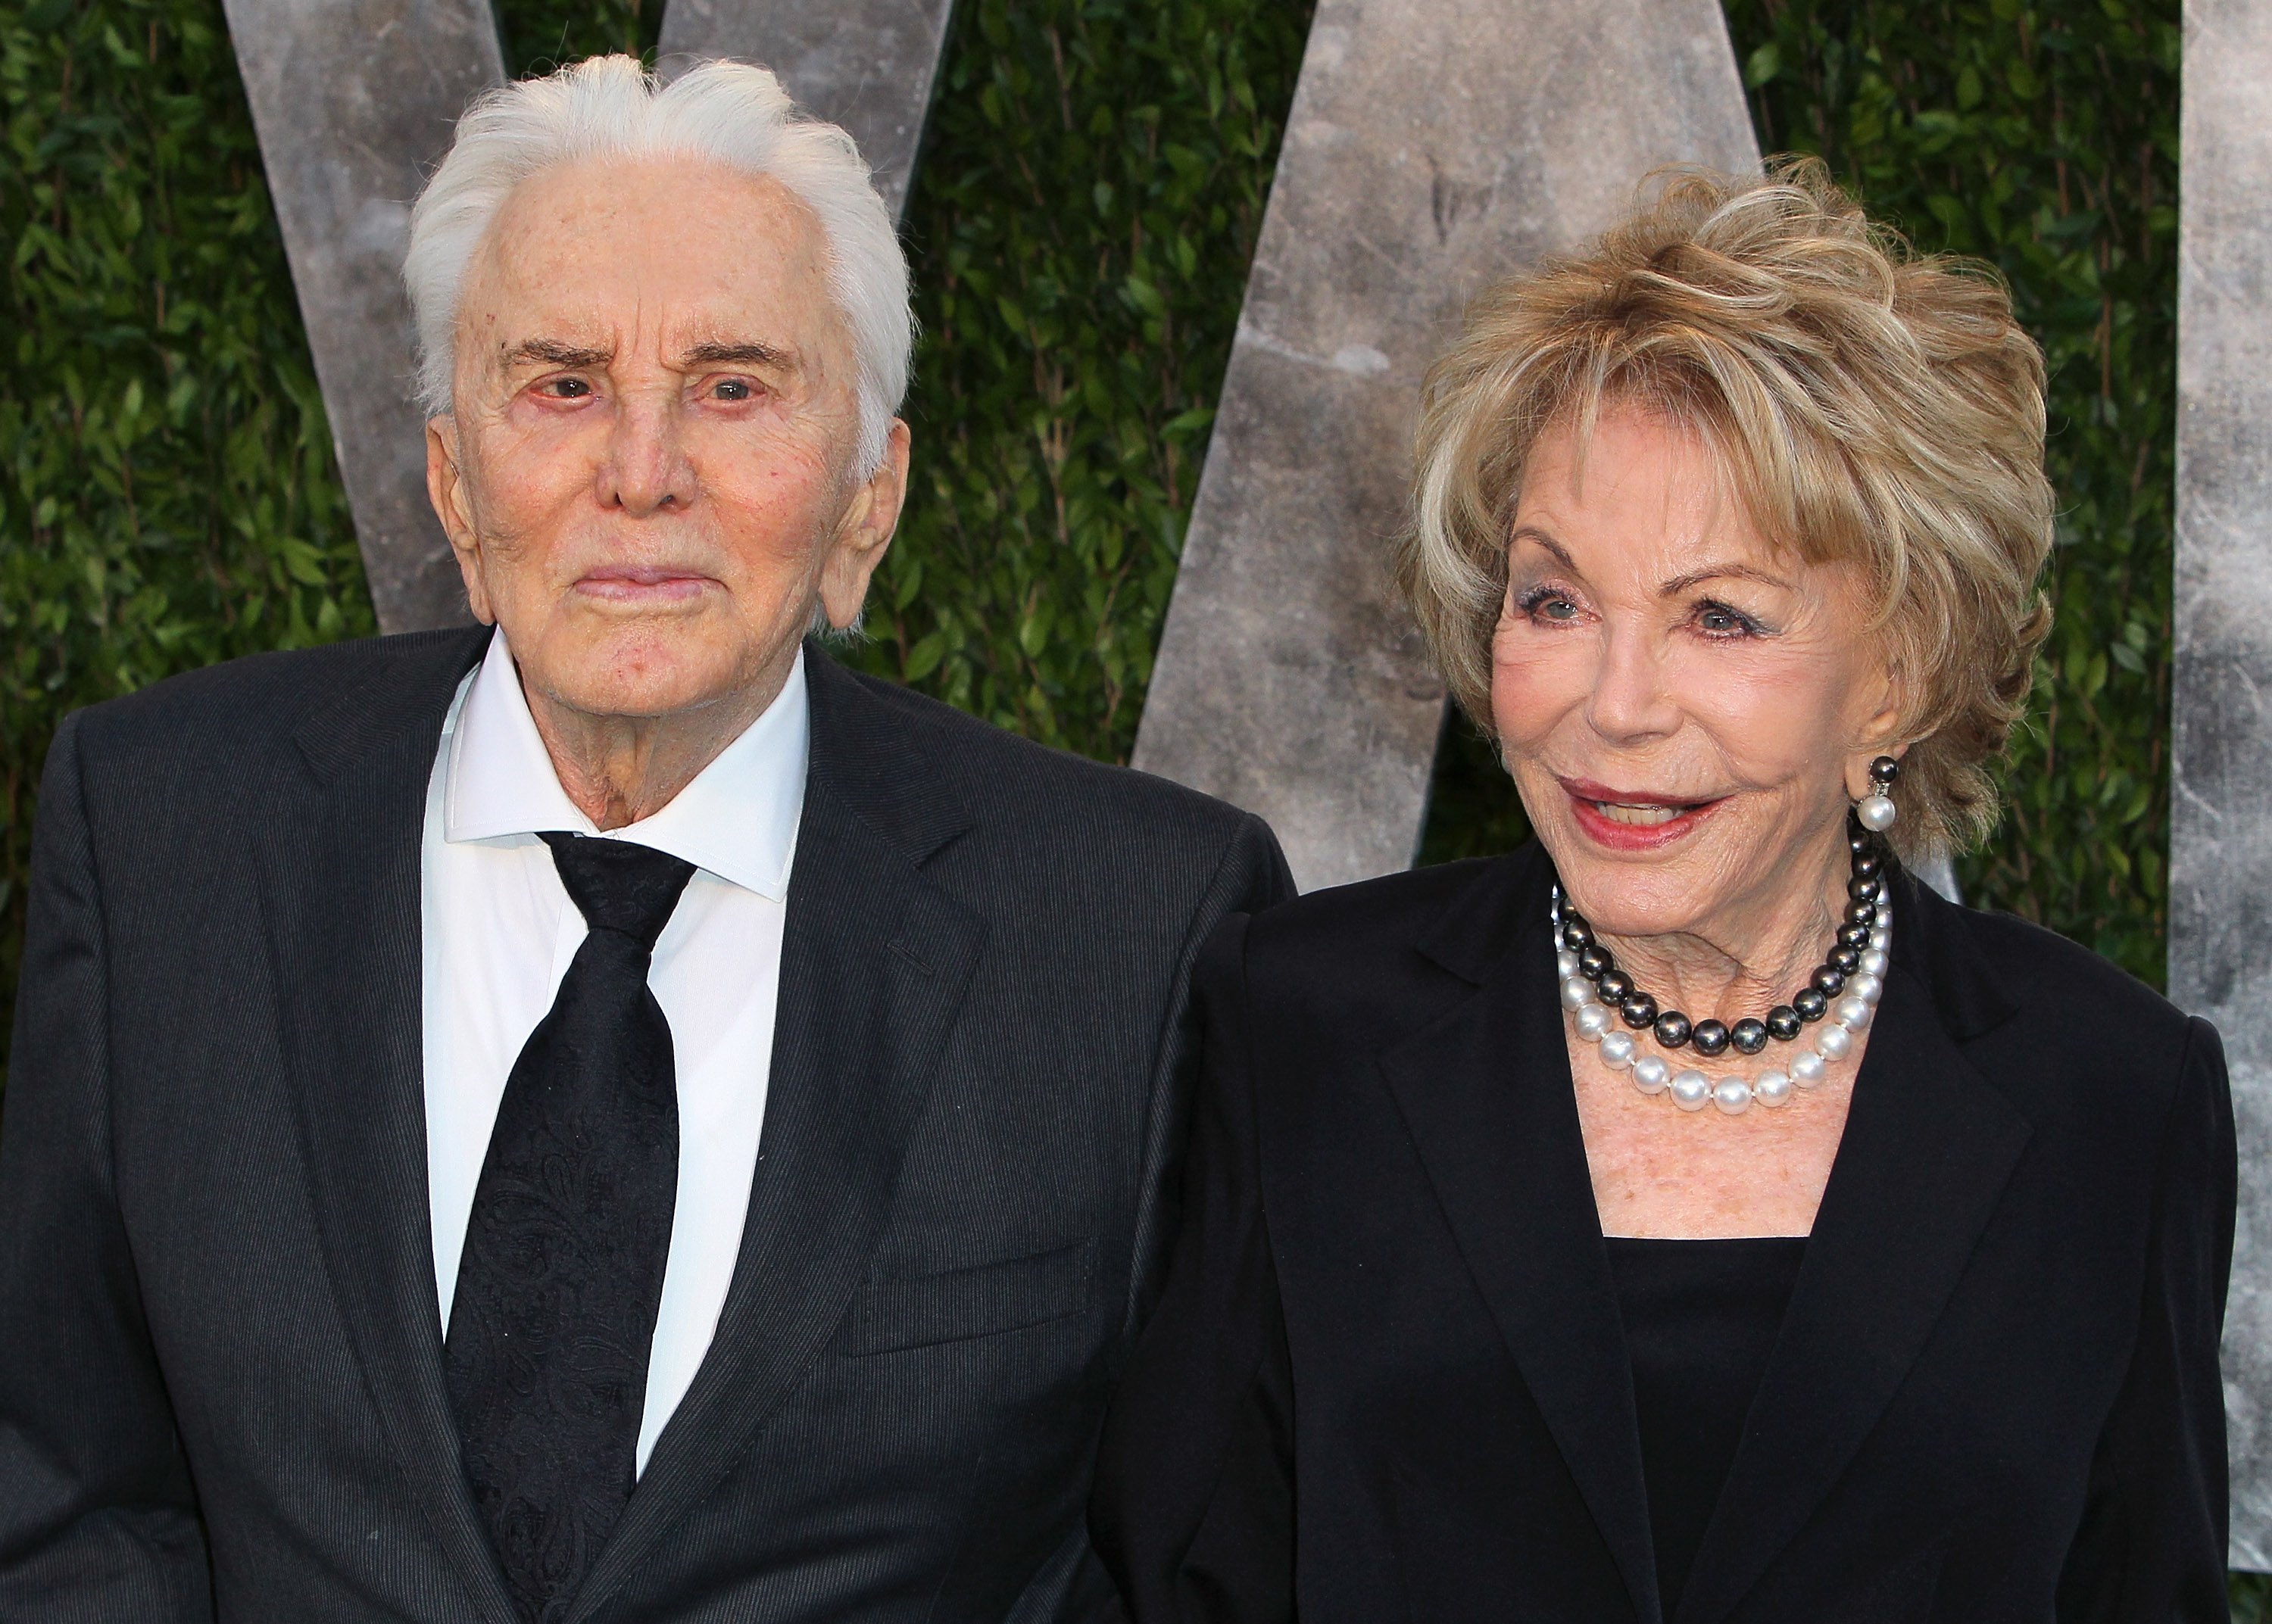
top-left (565, 650), bottom-right (985, 1624)
top-left (262, 628), bottom-right (517, 1622)
top-left (1378, 853), bottom-right (1663, 1624)
top-left (1676, 876), bottom-right (2031, 1624)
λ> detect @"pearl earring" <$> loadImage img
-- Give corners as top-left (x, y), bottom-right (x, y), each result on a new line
top-left (1856, 755), bottom-right (1899, 832)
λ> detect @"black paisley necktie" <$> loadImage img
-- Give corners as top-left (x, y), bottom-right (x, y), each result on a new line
top-left (445, 831), bottom-right (696, 1622)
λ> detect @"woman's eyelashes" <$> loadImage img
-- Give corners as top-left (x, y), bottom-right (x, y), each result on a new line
top-left (1514, 582), bottom-right (1585, 624)
top-left (1510, 582), bottom-right (1777, 639)
top-left (1691, 597), bottom-right (1773, 639)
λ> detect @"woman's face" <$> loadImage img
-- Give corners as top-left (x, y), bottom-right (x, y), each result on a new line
top-left (1490, 408), bottom-right (1900, 943)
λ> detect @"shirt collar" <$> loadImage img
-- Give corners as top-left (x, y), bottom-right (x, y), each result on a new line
top-left (443, 625), bottom-right (807, 901)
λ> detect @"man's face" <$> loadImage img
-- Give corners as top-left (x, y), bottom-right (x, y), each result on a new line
top-left (429, 156), bottom-right (907, 724)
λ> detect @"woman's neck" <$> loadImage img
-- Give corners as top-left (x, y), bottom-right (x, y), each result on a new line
top-left (1589, 840), bottom-right (1853, 1023)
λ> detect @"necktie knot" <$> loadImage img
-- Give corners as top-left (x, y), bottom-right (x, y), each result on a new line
top-left (540, 832), bottom-right (697, 951)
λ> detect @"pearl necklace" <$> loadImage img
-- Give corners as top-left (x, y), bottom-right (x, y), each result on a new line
top-left (1552, 818), bottom-right (1894, 1115)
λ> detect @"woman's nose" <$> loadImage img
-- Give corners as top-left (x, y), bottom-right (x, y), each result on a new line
top-left (1585, 624), bottom-right (1682, 744)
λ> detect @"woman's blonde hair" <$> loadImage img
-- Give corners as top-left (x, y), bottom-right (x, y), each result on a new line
top-left (1399, 158), bottom-right (2054, 856)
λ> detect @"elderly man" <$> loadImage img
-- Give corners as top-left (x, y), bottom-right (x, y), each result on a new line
top-left (0, 55), bottom-right (1288, 1623)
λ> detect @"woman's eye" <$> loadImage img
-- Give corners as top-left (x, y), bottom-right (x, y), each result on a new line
top-left (1519, 588), bottom-right (1579, 623)
top-left (1696, 601), bottom-right (1758, 636)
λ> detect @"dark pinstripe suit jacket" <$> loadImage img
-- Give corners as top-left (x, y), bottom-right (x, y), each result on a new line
top-left (0, 626), bottom-right (1291, 1623)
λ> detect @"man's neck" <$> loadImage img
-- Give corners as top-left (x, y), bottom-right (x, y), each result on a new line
top-left (518, 656), bottom-right (795, 831)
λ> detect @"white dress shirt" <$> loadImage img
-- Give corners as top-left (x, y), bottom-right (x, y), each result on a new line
top-left (420, 628), bottom-right (807, 1474)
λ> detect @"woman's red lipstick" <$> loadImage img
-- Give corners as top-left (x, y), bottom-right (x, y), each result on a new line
top-left (1559, 777), bottom-right (1724, 852)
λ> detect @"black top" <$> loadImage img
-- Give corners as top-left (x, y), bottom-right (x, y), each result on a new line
top-left (1092, 843), bottom-right (2235, 1624)
top-left (0, 628), bottom-right (1295, 1622)
top-left (1607, 1237), bottom-right (1809, 1621)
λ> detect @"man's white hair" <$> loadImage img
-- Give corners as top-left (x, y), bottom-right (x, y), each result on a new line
top-left (404, 54), bottom-right (912, 475)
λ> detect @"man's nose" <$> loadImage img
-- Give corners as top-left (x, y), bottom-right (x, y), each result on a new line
top-left (597, 392), bottom-right (696, 517)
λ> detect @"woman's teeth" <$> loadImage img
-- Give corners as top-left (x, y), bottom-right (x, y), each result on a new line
top-left (1591, 800), bottom-right (1687, 827)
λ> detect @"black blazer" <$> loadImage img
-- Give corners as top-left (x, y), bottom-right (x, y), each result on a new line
top-left (0, 627), bottom-right (1292, 1623)
top-left (1092, 843), bottom-right (2234, 1624)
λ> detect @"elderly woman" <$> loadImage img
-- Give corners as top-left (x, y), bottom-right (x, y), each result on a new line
top-left (1092, 163), bottom-right (2234, 1622)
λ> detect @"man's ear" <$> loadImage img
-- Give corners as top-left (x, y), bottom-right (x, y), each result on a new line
top-left (426, 416), bottom-right (495, 625)
top-left (817, 419), bottom-right (912, 630)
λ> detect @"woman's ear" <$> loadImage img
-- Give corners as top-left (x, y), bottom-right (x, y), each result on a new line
top-left (1845, 655), bottom-right (1911, 800)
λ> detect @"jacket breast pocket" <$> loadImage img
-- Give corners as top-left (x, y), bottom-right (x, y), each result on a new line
top-left (837, 1238), bottom-right (1098, 1357)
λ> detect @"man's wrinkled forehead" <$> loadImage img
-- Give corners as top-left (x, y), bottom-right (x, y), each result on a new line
top-left (485, 332), bottom-right (798, 382)
top-left (456, 157), bottom-right (845, 381)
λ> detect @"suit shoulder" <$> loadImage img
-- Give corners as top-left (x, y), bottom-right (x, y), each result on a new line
top-left (1243, 857), bottom-right (1506, 989)
top-left (835, 660), bottom-right (1258, 841)
top-left (1955, 901), bottom-right (2184, 1041)
top-left (1929, 894), bottom-right (2206, 1152)
top-left (65, 629), bottom-right (479, 771)
top-left (1259, 858), bottom-right (1499, 941)
top-left (1195, 858), bottom-right (1518, 1076)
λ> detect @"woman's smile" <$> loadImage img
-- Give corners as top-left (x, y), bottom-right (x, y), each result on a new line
top-left (1559, 775), bottom-right (1727, 850)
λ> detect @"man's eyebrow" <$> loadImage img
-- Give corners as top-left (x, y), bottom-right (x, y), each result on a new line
top-left (681, 340), bottom-right (791, 368)
top-left (502, 338), bottom-right (611, 369)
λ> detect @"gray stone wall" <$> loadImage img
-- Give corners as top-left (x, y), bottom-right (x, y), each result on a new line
top-left (224, 0), bottom-right (505, 634)
top-left (1130, 0), bottom-right (1760, 891)
top-left (2169, 0), bottom-right (2272, 1570)
top-left (657, 0), bottom-right (953, 220)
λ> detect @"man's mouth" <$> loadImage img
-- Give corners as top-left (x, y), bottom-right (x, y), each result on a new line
top-left (575, 565), bottom-right (712, 602)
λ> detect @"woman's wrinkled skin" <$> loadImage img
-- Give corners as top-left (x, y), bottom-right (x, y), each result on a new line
top-left (427, 155), bottom-right (910, 830)
top-left (1491, 408), bottom-right (1907, 1237)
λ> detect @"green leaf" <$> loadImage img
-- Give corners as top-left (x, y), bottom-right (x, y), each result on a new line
top-left (903, 628), bottom-right (949, 682)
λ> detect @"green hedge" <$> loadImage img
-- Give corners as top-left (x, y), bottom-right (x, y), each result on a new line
top-left (847, 0), bottom-right (1308, 756)
top-left (0, 0), bottom-right (2186, 1024)
top-left (2, 0), bottom-right (2260, 1602)
top-left (1738, 0), bottom-right (2177, 990)
top-left (1, 0), bottom-right (376, 1063)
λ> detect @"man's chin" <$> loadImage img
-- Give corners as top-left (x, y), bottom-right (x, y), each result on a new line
top-left (523, 637), bottom-right (751, 725)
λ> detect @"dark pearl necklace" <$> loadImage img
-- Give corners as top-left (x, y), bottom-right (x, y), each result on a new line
top-left (1550, 813), bottom-right (1891, 1059)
